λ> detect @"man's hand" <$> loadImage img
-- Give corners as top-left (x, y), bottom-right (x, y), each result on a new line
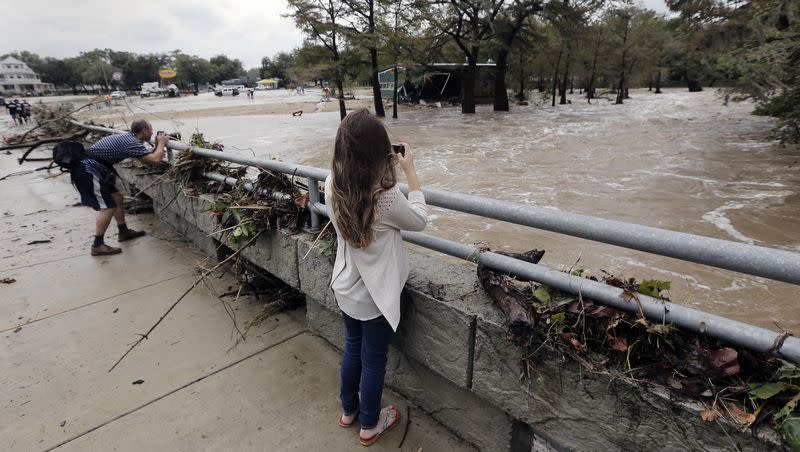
top-left (140, 133), bottom-right (169, 165)
top-left (156, 133), bottom-right (169, 147)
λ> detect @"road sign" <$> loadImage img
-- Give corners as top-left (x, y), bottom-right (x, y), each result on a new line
top-left (112, 72), bottom-right (123, 81)
top-left (159, 69), bottom-right (177, 79)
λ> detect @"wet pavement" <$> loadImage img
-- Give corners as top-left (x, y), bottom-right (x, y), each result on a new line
top-left (0, 122), bottom-right (473, 451)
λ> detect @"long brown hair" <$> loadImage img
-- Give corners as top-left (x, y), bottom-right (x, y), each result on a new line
top-left (330, 108), bottom-right (397, 248)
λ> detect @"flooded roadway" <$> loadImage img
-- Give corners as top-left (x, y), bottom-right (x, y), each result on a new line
top-left (145, 88), bottom-right (800, 334)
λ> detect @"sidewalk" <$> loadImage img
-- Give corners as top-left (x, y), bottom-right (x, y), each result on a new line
top-left (0, 129), bottom-right (475, 451)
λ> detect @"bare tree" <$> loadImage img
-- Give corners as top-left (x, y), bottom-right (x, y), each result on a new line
top-left (286, 0), bottom-right (349, 120)
top-left (492, 0), bottom-right (543, 111)
top-left (429, 0), bottom-right (505, 113)
top-left (342, 0), bottom-right (386, 116)
top-left (613, 8), bottom-right (632, 104)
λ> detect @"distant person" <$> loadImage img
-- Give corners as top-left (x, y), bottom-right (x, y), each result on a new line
top-left (21, 100), bottom-right (31, 123)
top-left (69, 119), bottom-right (168, 256)
top-left (6, 99), bottom-right (19, 125)
top-left (13, 100), bottom-right (24, 124)
top-left (325, 109), bottom-right (426, 446)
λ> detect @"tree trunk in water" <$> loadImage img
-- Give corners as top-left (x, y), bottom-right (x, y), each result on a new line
top-left (615, 71), bottom-right (625, 104)
top-left (586, 35), bottom-right (600, 103)
top-left (655, 70), bottom-right (662, 94)
top-left (538, 75), bottom-right (544, 92)
top-left (615, 19), bottom-right (630, 105)
top-left (370, 48), bottom-right (385, 117)
top-left (569, 76), bottom-right (574, 94)
top-left (462, 48), bottom-right (479, 114)
top-left (392, 65), bottom-right (398, 119)
top-left (552, 46), bottom-right (564, 107)
top-left (559, 56), bottom-right (570, 105)
top-left (516, 52), bottom-right (526, 101)
top-left (335, 74), bottom-right (347, 120)
top-left (493, 49), bottom-right (510, 111)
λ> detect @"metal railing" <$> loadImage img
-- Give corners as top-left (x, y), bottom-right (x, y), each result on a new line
top-left (69, 121), bottom-right (800, 362)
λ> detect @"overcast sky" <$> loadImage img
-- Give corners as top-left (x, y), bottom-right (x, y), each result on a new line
top-left (2, 0), bottom-right (669, 69)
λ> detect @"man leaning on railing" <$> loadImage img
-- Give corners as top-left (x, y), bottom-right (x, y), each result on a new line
top-left (71, 119), bottom-right (168, 256)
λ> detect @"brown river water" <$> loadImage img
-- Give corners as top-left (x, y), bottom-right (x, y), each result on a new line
top-left (148, 88), bottom-right (800, 334)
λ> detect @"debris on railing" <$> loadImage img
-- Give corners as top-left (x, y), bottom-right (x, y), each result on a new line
top-left (477, 249), bottom-right (543, 346)
top-left (478, 248), bottom-right (799, 448)
top-left (164, 133), bottom-right (234, 192)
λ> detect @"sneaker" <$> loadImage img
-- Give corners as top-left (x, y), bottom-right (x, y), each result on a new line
top-left (91, 244), bottom-right (122, 256)
top-left (118, 229), bottom-right (146, 242)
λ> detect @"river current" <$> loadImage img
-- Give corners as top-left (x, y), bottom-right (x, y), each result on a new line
top-left (146, 88), bottom-right (800, 334)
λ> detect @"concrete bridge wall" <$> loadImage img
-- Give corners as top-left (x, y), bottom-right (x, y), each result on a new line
top-left (118, 166), bottom-right (780, 452)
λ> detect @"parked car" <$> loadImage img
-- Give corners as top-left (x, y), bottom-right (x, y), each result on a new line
top-left (111, 90), bottom-right (126, 100)
top-left (214, 86), bottom-right (240, 96)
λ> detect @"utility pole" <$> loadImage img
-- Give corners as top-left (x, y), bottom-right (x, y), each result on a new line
top-left (99, 53), bottom-right (110, 93)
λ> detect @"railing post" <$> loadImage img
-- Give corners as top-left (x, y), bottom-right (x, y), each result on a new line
top-left (306, 177), bottom-right (321, 233)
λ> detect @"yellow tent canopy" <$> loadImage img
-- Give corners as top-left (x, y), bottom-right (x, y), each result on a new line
top-left (257, 79), bottom-right (278, 84)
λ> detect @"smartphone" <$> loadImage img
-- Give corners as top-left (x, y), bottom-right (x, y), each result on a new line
top-left (392, 144), bottom-right (405, 157)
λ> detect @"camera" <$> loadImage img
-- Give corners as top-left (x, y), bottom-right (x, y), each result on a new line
top-left (392, 144), bottom-right (405, 157)
top-left (156, 131), bottom-right (181, 140)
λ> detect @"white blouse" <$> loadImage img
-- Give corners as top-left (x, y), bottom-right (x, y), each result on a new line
top-left (325, 175), bottom-right (428, 331)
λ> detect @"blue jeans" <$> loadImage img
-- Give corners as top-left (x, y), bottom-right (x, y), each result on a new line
top-left (340, 311), bottom-right (394, 429)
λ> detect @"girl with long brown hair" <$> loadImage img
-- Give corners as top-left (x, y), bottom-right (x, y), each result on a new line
top-left (324, 108), bottom-right (427, 446)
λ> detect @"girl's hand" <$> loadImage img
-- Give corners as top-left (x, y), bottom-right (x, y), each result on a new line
top-left (396, 142), bottom-right (414, 173)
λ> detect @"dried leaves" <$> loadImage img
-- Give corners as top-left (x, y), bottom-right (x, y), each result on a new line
top-left (478, 254), bottom-right (797, 443)
top-left (699, 409), bottom-right (718, 422)
top-left (707, 348), bottom-right (740, 377)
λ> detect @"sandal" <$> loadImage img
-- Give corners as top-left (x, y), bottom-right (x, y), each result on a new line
top-left (339, 409), bottom-right (358, 428)
top-left (359, 405), bottom-right (400, 447)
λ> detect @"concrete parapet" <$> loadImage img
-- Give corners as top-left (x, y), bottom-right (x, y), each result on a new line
top-left (306, 299), bottom-right (514, 452)
top-left (471, 319), bottom-right (774, 451)
top-left (296, 238), bottom-right (338, 310)
top-left (236, 230), bottom-right (300, 289)
top-left (117, 166), bottom-right (782, 452)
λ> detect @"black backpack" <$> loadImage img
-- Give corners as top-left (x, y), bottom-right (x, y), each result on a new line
top-left (52, 141), bottom-right (87, 172)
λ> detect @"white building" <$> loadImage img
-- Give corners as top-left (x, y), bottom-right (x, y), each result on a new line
top-left (0, 56), bottom-right (54, 96)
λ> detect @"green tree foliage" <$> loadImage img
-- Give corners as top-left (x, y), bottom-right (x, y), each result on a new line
top-left (667, 0), bottom-right (800, 141)
top-left (209, 55), bottom-right (245, 82)
top-left (260, 52), bottom-right (296, 81)
top-left (174, 54), bottom-right (214, 91)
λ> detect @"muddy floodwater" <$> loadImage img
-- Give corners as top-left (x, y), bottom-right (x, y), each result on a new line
top-left (143, 89), bottom-right (800, 333)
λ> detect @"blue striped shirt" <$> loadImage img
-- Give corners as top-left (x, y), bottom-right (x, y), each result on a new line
top-left (82, 132), bottom-right (151, 179)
